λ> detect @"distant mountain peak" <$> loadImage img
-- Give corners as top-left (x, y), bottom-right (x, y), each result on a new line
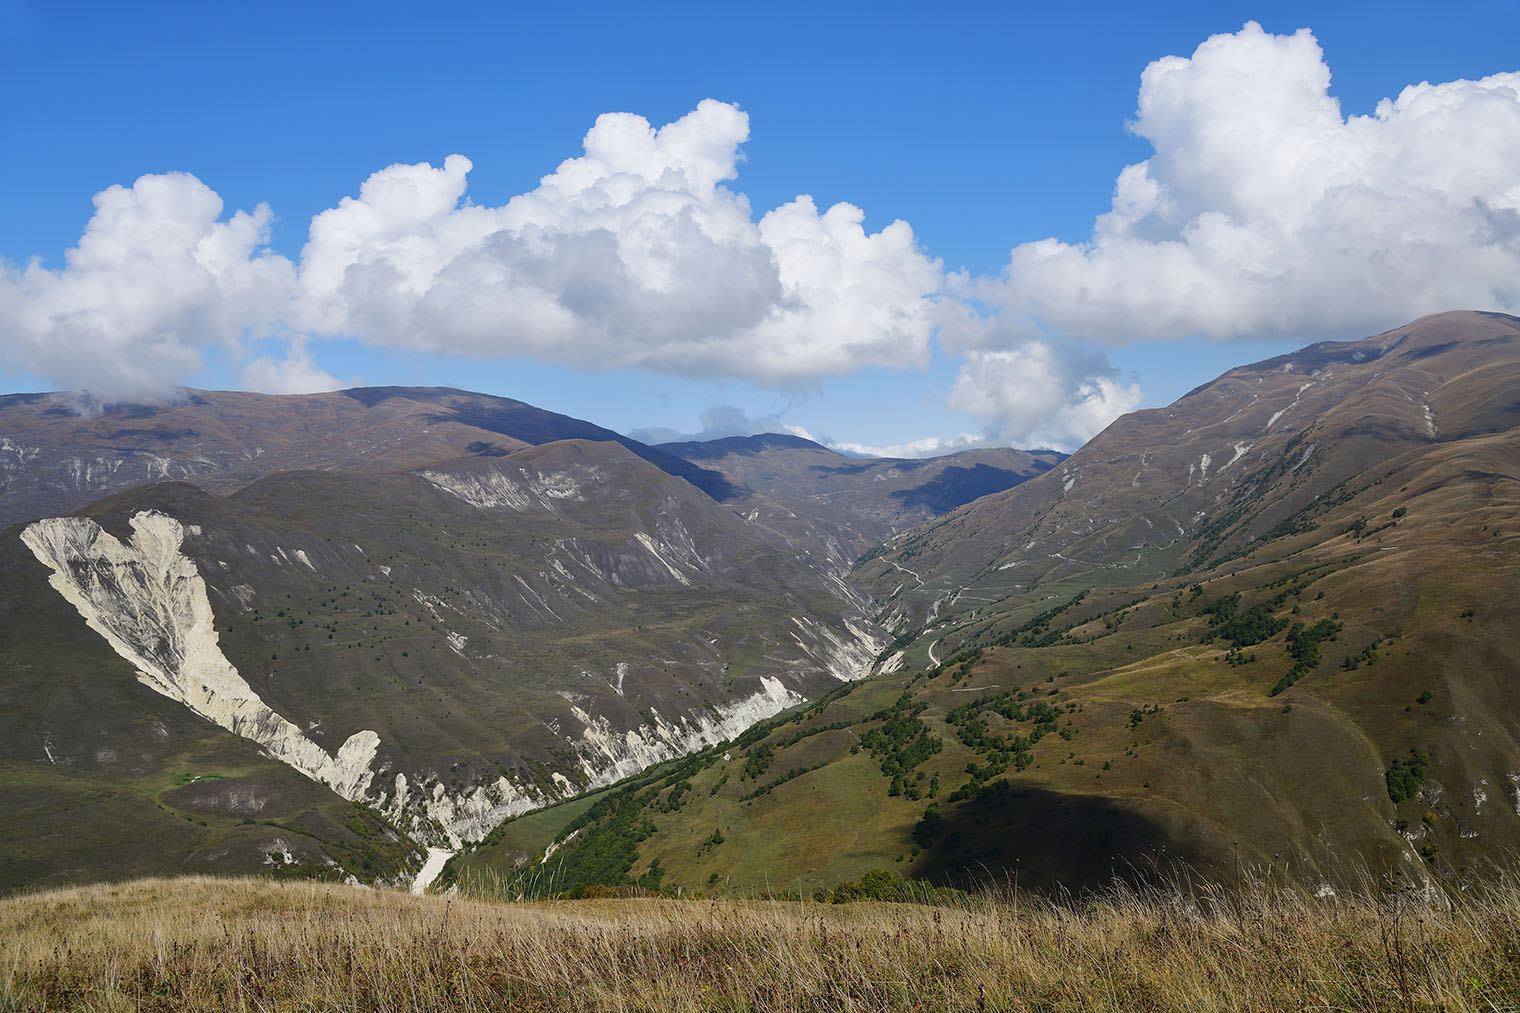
top-left (654, 433), bottom-right (832, 459)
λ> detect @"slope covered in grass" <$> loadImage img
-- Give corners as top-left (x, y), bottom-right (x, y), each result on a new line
top-left (6, 875), bottom-right (1520, 1011)
top-left (452, 409), bottom-right (1520, 898)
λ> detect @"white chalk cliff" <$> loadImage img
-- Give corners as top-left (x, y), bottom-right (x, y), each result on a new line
top-left (20, 509), bottom-right (878, 851)
top-left (571, 675), bottom-right (806, 791)
top-left (21, 511), bottom-right (381, 801)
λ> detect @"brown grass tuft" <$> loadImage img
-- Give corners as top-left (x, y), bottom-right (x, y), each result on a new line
top-left (5, 873), bottom-right (1520, 1010)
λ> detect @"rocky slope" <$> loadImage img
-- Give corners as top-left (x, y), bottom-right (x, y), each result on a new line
top-left (0, 386), bottom-right (735, 531)
top-left (14, 313), bottom-right (1519, 897)
top-left (0, 511), bottom-right (422, 891)
top-left (1, 388), bottom-right (1063, 891)
top-left (453, 311), bottom-right (1520, 898)
top-left (856, 310), bottom-right (1520, 636)
top-left (656, 434), bottom-right (1062, 566)
top-left (4, 441), bottom-right (880, 868)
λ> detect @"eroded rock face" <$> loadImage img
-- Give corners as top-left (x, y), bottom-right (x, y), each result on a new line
top-left (0, 389), bottom-right (944, 883)
top-left (21, 512), bottom-right (383, 801)
top-left (18, 509), bottom-right (879, 850)
top-left (570, 676), bottom-right (806, 791)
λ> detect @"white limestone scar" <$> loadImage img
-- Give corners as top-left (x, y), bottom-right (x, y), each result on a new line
top-left (411, 847), bottom-right (455, 895)
top-left (21, 511), bottom-right (380, 801)
top-left (570, 676), bottom-right (806, 791)
top-left (634, 532), bottom-right (692, 585)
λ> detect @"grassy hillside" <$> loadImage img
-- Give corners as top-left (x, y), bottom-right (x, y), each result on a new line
top-left (451, 415), bottom-right (1520, 897)
top-left (6, 313), bottom-right (1518, 895)
top-left (857, 311), bottom-right (1520, 631)
top-left (2, 432), bottom-right (884, 878)
top-left (0, 520), bottom-right (420, 895)
top-left (6, 875), bottom-right (1520, 1011)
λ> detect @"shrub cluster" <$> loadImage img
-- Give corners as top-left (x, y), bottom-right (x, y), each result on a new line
top-left (1386, 748), bottom-right (1430, 805)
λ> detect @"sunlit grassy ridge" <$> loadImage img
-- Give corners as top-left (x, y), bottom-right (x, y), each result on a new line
top-left (6, 875), bottom-right (1520, 1011)
top-left (448, 396), bottom-right (1520, 899)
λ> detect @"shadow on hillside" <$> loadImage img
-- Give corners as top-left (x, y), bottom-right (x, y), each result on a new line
top-left (909, 781), bottom-right (1218, 896)
top-left (890, 463), bottom-right (1033, 513)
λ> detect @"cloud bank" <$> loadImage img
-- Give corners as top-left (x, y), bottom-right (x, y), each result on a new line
top-left (825, 431), bottom-right (992, 460)
top-left (295, 101), bottom-right (944, 383)
top-left (975, 22), bottom-right (1520, 344)
top-left (1, 101), bottom-right (944, 400)
top-left (0, 173), bottom-right (295, 401)
top-left (0, 99), bottom-right (1121, 450)
top-left (240, 338), bottom-right (343, 395)
top-left (5, 28), bottom-right (1520, 452)
top-left (949, 342), bottom-right (1141, 450)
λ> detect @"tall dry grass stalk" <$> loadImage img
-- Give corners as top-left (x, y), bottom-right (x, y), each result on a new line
top-left (4, 873), bottom-right (1520, 1011)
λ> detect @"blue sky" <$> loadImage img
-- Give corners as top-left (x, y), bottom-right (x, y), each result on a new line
top-left (2, 1), bottom-right (1518, 454)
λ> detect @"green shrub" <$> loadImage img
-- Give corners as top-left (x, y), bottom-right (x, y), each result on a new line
top-left (1385, 748), bottom-right (1429, 805)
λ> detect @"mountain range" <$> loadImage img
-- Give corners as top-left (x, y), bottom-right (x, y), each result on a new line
top-left (0, 387), bottom-right (1054, 891)
top-left (4, 310), bottom-right (1518, 898)
top-left (446, 310), bottom-right (1520, 898)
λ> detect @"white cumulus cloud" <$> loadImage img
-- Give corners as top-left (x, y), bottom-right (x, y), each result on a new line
top-left (1, 100), bottom-right (942, 399)
top-left (934, 298), bottom-right (1140, 451)
top-left (12, 46), bottom-right (1517, 454)
top-left (948, 342), bottom-right (1141, 451)
top-left (826, 432), bottom-right (991, 459)
top-left (295, 99), bottom-right (942, 383)
top-left (0, 172), bottom-right (295, 400)
top-left (983, 21), bottom-right (1520, 344)
top-left (240, 338), bottom-right (343, 395)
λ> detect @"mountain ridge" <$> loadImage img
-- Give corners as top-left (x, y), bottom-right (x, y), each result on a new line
top-left (5, 309), bottom-right (1519, 898)
top-left (446, 310), bottom-right (1520, 899)
top-left (0, 385), bottom-right (1061, 892)
top-left (855, 310), bottom-right (1520, 635)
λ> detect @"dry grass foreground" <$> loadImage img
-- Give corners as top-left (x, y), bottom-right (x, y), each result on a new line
top-left (4, 875), bottom-right (1520, 1011)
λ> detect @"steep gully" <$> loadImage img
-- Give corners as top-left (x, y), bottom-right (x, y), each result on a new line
top-left (21, 509), bottom-right (883, 887)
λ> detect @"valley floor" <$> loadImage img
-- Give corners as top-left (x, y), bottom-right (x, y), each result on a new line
top-left (5, 875), bottom-right (1520, 1011)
